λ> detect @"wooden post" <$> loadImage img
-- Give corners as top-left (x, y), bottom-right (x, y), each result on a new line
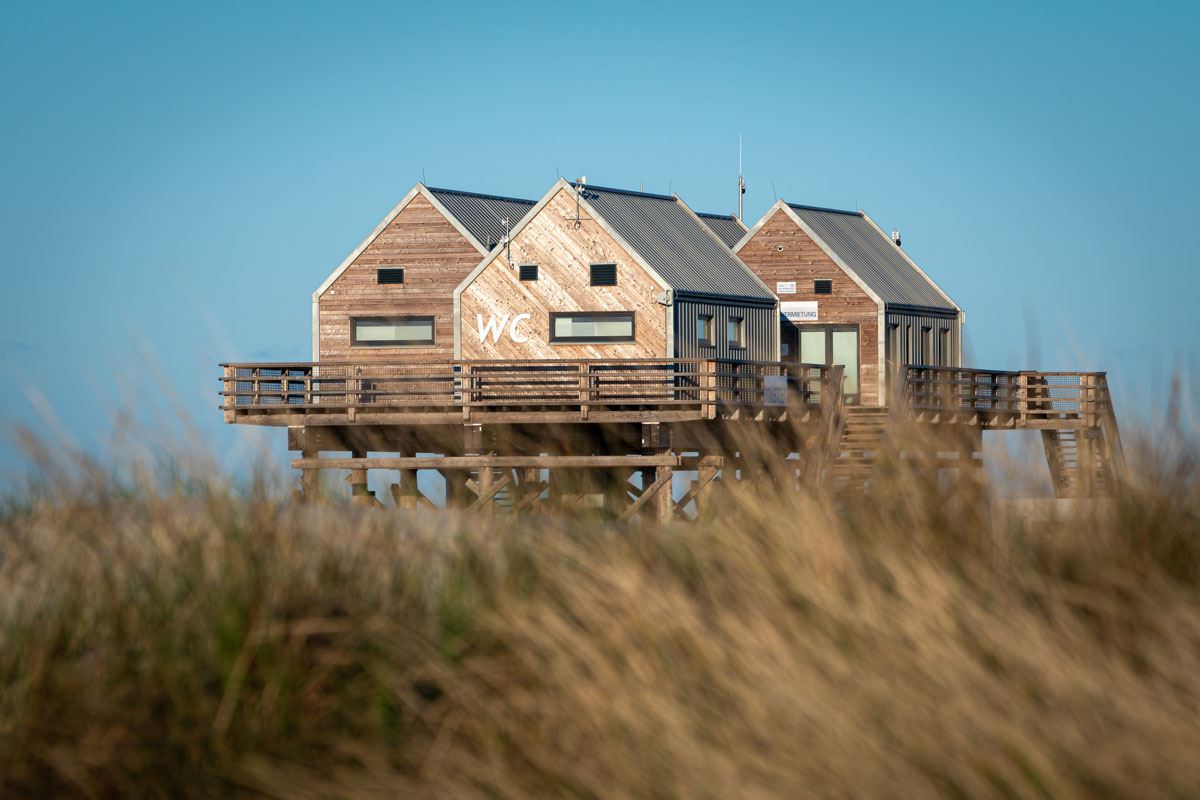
top-left (461, 364), bottom-right (473, 423)
top-left (347, 450), bottom-right (372, 506)
top-left (300, 446), bottom-right (320, 502)
top-left (702, 359), bottom-right (718, 419)
top-left (477, 465), bottom-right (494, 513)
top-left (223, 365), bottom-right (236, 423)
top-left (579, 361), bottom-right (590, 421)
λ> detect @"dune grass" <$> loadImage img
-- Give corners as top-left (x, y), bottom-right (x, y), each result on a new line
top-left (1, 430), bottom-right (1199, 798)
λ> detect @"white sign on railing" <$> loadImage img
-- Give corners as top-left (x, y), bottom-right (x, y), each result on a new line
top-left (781, 301), bottom-right (818, 322)
top-left (763, 374), bottom-right (788, 406)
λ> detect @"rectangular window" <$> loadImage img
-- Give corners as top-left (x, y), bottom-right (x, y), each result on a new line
top-left (939, 328), bottom-right (952, 366)
top-left (351, 316), bottom-right (434, 347)
top-left (697, 314), bottom-right (714, 346)
top-left (519, 264), bottom-right (538, 281)
top-left (728, 317), bottom-right (745, 348)
top-left (590, 263), bottom-right (617, 286)
top-left (921, 326), bottom-right (933, 365)
top-left (550, 311), bottom-right (634, 343)
top-left (377, 268), bottom-right (405, 285)
top-left (814, 279), bottom-right (832, 295)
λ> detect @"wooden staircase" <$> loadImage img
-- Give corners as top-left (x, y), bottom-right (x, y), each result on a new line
top-left (832, 406), bottom-right (890, 495)
top-left (1041, 428), bottom-right (1117, 498)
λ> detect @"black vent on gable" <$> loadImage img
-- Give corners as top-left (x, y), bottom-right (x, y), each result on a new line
top-left (590, 263), bottom-right (617, 286)
top-left (377, 268), bottom-right (405, 285)
top-left (519, 264), bottom-right (538, 281)
top-left (814, 279), bottom-right (832, 295)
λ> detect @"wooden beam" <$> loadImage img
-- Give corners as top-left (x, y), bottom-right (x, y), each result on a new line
top-left (674, 468), bottom-right (719, 520)
top-left (619, 472), bottom-right (672, 522)
top-left (469, 472), bottom-right (511, 511)
top-left (292, 455), bottom-right (684, 470)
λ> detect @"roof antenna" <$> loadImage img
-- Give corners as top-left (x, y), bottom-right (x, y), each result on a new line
top-left (421, 167), bottom-right (426, 185)
top-left (502, 217), bottom-right (512, 262)
top-left (555, 166), bottom-right (560, 180)
top-left (668, 178), bottom-right (672, 196)
top-left (574, 175), bottom-right (586, 228)
top-left (737, 134), bottom-right (746, 222)
top-left (771, 181), bottom-right (778, 201)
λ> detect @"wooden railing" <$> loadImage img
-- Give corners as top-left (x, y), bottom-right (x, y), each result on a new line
top-left (220, 359), bottom-right (837, 424)
top-left (903, 367), bottom-right (1117, 428)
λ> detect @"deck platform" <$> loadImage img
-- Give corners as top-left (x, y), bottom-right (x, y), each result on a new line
top-left (220, 359), bottom-right (1123, 514)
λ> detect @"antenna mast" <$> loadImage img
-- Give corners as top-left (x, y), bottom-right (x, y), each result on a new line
top-left (737, 134), bottom-right (746, 222)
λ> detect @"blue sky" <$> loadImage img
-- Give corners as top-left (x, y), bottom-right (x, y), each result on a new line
top-left (1, 0), bottom-right (1197, 471)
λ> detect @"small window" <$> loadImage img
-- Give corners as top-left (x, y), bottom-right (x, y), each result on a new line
top-left (550, 311), bottom-right (634, 343)
top-left (590, 263), bottom-right (617, 286)
top-left (939, 328), bottom-right (952, 366)
top-left (351, 316), bottom-right (434, 347)
top-left (377, 268), bottom-right (405, 285)
top-left (814, 279), bottom-right (832, 295)
top-left (519, 264), bottom-right (538, 281)
top-left (728, 317), bottom-right (745, 348)
top-left (921, 326), bottom-right (933, 365)
top-left (697, 314), bottom-right (714, 346)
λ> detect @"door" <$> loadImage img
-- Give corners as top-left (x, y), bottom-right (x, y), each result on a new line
top-left (797, 325), bottom-right (860, 404)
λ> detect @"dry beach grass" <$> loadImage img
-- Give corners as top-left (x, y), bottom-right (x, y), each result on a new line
top-left (1, 426), bottom-right (1199, 798)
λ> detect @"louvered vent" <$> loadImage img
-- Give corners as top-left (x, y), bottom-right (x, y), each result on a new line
top-left (590, 263), bottom-right (617, 286)
top-left (519, 264), bottom-right (538, 281)
top-left (814, 279), bottom-right (832, 295)
top-left (377, 268), bottom-right (405, 285)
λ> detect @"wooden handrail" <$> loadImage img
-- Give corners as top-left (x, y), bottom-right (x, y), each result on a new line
top-left (219, 358), bottom-right (837, 419)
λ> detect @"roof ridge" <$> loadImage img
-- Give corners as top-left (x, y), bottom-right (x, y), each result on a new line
top-left (426, 186), bottom-right (536, 205)
top-left (787, 201), bottom-right (861, 216)
top-left (695, 211), bottom-right (736, 220)
top-left (571, 182), bottom-right (675, 201)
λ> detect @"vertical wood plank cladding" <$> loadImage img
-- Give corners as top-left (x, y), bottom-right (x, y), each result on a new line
top-left (738, 208), bottom-right (882, 404)
top-left (459, 188), bottom-right (667, 360)
top-left (318, 193), bottom-right (483, 363)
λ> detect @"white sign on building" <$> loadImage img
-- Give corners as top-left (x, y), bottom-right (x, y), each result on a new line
top-left (781, 301), bottom-right (819, 322)
top-left (776, 281), bottom-right (796, 295)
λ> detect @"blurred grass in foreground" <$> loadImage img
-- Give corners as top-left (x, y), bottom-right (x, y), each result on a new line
top-left (1, 426), bottom-right (1199, 799)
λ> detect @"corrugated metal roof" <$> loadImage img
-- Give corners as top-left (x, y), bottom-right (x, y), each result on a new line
top-left (578, 185), bottom-right (774, 302)
top-left (695, 212), bottom-right (747, 249)
top-left (787, 203), bottom-right (956, 311)
top-left (427, 187), bottom-right (536, 249)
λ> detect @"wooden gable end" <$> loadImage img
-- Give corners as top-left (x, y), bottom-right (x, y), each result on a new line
top-left (738, 207), bottom-right (883, 404)
top-left (317, 192), bottom-right (484, 362)
top-left (458, 187), bottom-right (668, 360)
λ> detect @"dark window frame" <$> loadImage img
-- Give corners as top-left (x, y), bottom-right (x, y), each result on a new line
top-left (549, 311), bottom-right (636, 343)
top-left (728, 317), bottom-right (745, 349)
top-left (519, 264), bottom-right (539, 282)
top-left (814, 278), bottom-right (832, 295)
top-left (697, 314), bottom-right (715, 347)
top-left (350, 315), bottom-right (435, 348)
top-left (590, 263), bottom-right (618, 286)
top-left (377, 267), bottom-right (405, 285)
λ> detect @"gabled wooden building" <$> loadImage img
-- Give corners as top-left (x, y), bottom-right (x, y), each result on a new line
top-left (735, 201), bottom-right (962, 405)
top-left (454, 180), bottom-right (778, 361)
top-left (312, 183), bottom-right (535, 362)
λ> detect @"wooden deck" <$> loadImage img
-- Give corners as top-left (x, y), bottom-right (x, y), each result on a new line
top-left (220, 359), bottom-right (836, 426)
top-left (218, 359), bottom-right (1123, 508)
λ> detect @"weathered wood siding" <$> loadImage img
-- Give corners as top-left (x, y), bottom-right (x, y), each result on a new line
top-left (737, 208), bottom-right (882, 404)
top-left (458, 188), bottom-right (668, 360)
top-left (317, 193), bottom-right (484, 362)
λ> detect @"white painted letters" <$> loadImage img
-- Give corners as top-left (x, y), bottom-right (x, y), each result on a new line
top-left (509, 313), bottom-right (530, 343)
top-left (477, 312), bottom-right (531, 343)
top-left (477, 313), bottom-right (509, 343)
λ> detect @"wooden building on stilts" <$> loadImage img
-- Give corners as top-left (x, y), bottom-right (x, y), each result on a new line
top-left (221, 175), bottom-right (1124, 514)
